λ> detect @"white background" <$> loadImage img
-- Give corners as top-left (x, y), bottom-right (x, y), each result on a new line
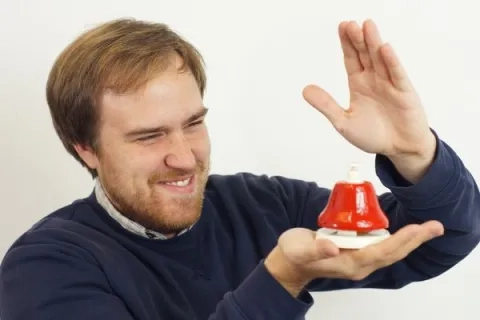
top-left (1, 0), bottom-right (479, 319)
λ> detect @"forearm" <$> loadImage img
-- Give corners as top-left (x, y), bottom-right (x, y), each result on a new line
top-left (380, 134), bottom-right (479, 237)
top-left (209, 260), bottom-right (313, 319)
top-left (374, 135), bottom-right (480, 284)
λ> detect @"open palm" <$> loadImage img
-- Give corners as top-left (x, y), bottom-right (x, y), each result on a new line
top-left (273, 223), bottom-right (443, 283)
top-left (303, 20), bottom-right (432, 157)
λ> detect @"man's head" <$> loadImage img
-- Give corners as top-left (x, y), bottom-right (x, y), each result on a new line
top-left (46, 18), bottom-right (210, 236)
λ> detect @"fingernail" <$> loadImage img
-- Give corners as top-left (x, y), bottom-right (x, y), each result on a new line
top-left (432, 228), bottom-right (444, 237)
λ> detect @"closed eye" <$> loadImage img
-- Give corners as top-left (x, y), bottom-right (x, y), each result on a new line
top-left (188, 120), bottom-right (204, 127)
top-left (137, 134), bottom-right (162, 141)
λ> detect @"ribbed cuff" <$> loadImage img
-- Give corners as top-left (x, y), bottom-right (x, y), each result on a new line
top-left (375, 129), bottom-right (459, 208)
top-left (231, 260), bottom-right (313, 319)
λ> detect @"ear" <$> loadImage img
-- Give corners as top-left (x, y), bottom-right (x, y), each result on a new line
top-left (73, 143), bottom-right (100, 171)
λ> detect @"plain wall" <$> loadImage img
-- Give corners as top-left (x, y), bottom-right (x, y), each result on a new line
top-left (1, 0), bottom-right (479, 319)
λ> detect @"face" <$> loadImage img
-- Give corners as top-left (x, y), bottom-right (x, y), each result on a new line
top-left (76, 57), bottom-right (211, 237)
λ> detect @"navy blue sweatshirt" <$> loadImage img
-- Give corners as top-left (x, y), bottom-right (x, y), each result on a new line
top-left (1, 134), bottom-right (479, 320)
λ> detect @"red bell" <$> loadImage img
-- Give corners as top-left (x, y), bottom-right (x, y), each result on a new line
top-left (315, 163), bottom-right (390, 249)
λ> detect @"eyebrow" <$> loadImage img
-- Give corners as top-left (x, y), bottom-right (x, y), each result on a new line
top-left (125, 107), bottom-right (209, 138)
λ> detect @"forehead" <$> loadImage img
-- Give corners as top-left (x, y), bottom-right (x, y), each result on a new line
top-left (99, 68), bottom-right (203, 133)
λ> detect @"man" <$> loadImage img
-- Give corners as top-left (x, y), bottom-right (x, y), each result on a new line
top-left (0, 17), bottom-right (478, 320)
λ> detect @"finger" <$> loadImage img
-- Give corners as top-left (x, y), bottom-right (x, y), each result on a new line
top-left (358, 221), bottom-right (444, 269)
top-left (305, 226), bottom-right (416, 280)
top-left (380, 43), bottom-right (413, 92)
top-left (302, 84), bottom-right (346, 130)
top-left (383, 221), bottom-right (444, 264)
top-left (351, 223), bottom-right (425, 267)
top-left (338, 21), bottom-right (363, 75)
top-left (345, 21), bottom-right (373, 71)
top-left (363, 19), bottom-right (389, 80)
top-left (422, 220), bottom-right (445, 237)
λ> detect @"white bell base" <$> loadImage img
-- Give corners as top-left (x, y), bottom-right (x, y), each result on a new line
top-left (316, 227), bottom-right (390, 249)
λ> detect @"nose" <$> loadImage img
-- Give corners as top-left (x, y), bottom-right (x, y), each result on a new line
top-left (164, 132), bottom-right (196, 171)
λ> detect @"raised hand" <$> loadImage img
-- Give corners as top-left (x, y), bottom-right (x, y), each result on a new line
top-left (302, 20), bottom-right (435, 159)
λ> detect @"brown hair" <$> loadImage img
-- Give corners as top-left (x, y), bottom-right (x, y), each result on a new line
top-left (46, 18), bottom-right (207, 178)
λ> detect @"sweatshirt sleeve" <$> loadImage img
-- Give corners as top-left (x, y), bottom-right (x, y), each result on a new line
top-left (0, 240), bottom-right (135, 320)
top-left (275, 130), bottom-right (480, 290)
top-left (208, 260), bottom-right (313, 319)
top-left (0, 238), bottom-right (313, 320)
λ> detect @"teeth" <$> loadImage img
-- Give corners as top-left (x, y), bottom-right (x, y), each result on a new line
top-left (165, 178), bottom-right (190, 187)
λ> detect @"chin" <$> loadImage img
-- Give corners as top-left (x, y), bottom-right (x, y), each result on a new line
top-left (140, 177), bottom-right (206, 233)
top-left (145, 202), bottom-right (203, 234)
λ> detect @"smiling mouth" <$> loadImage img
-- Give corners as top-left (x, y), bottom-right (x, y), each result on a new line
top-left (158, 175), bottom-right (196, 193)
top-left (164, 177), bottom-right (191, 187)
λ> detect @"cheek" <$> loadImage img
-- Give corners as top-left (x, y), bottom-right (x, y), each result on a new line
top-left (102, 144), bottom-right (162, 178)
top-left (189, 128), bottom-right (211, 160)
top-left (130, 147), bottom-right (167, 174)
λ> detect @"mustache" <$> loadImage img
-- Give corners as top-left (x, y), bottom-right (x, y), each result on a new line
top-left (148, 161), bottom-right (208, 183)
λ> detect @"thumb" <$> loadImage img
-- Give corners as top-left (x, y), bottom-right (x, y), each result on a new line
top-left (299, 236), bottom-right (340, 263)
top-left (278, 228), bottom-right (339, 264)
top-left (312, 239), bottom-right (340, 260)
top-left (302, 84), bottom-right (346, 127)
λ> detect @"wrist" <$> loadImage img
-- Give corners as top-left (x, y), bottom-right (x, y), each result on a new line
top-left (264, 246), bottom-right (311, 297)
top-left (388, 131), bottom-right (437, 183)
